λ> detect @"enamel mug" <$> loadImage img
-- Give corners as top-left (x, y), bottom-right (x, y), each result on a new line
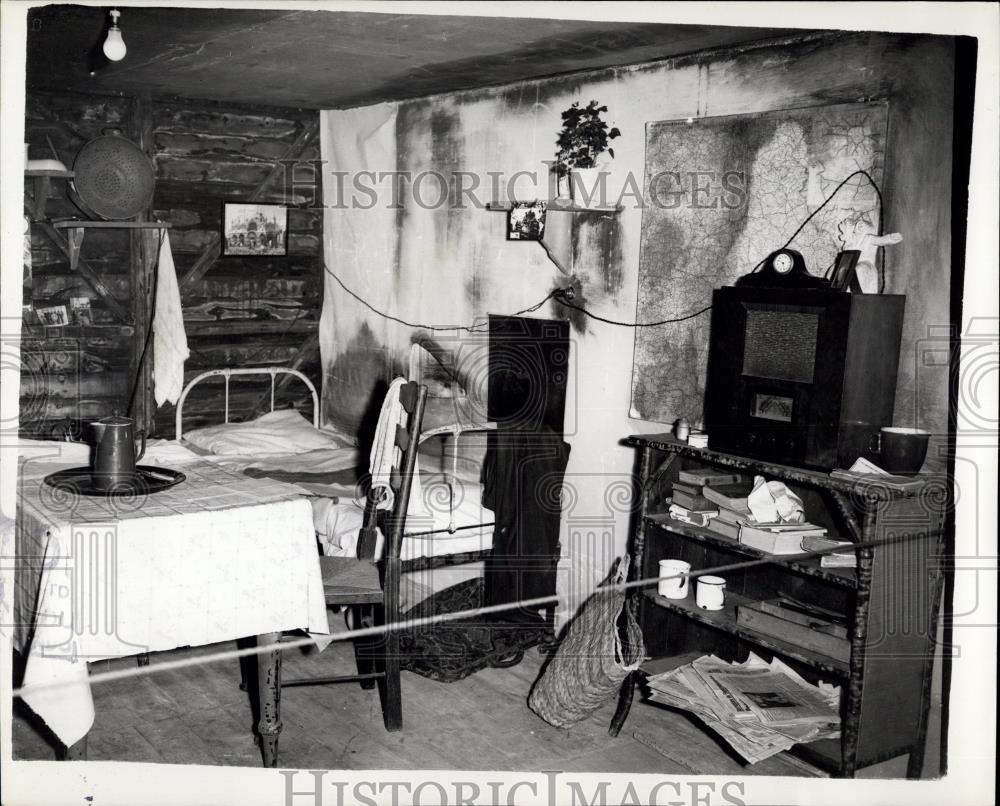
top-left (696, 575), bottom-right (726, 610)
top-left (658, 559), bottom-right (691, 599)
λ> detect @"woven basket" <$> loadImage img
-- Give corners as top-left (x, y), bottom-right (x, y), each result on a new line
top-left (528, 560), bottom-right (644, 728)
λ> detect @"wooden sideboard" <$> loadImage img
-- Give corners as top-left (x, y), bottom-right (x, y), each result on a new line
top-left (612, 433), bottom-right (948, 778)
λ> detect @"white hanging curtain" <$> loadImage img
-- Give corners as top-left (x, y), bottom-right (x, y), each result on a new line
top-left (318, 104), bottom-right (402, 429)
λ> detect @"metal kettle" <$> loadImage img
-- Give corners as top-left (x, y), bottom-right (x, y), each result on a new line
top-left (91, 414), bottom-right (146, 488)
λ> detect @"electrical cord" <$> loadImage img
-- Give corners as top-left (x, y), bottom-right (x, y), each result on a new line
top-left (758, 168), bottom-right (885, 291)
top-left (553, 294), bottom-right (713, 327)
top-left (324, 261), bottom-right (559, 333)
top-left (321, 170), bottom-right (887, 333)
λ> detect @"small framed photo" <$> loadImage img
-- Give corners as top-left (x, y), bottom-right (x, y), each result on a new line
top-left (70, 297), bottom-right (93, 326)
top-left (222, 203), bottom-right (288, 256)
top-left (37, 305), bottom-right (69, 327)
top-left (507, 201), bottom-right (546, 241)
top-left (830, 249), bottom-right (861, 291)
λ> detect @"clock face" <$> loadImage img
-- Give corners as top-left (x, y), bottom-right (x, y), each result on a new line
top-left (772, 252), bottom-right (795, 274)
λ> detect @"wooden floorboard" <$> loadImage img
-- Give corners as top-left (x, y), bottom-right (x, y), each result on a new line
top-left (12, 639), bottom-right (824, 775)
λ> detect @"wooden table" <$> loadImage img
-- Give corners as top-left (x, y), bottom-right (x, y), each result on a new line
top-left (12, 453), bottom-right (328, 766)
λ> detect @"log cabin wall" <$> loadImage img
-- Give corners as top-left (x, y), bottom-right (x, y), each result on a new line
top-left (151, 97), bottom-right (322, 436)
top-left (22, 91), bottom-right (135, 438)
top-left (21, 89), bottom-right (322, 439)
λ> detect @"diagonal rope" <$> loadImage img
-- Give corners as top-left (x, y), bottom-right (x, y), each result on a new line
top-left (10, 526), bottom-right (941, 700)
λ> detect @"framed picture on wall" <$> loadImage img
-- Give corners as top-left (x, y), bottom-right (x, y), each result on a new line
top-left (36, 305), bottom-right (69, 327)
top-left (222, 203), bottom-right (288, 256)
top-left (507, 201), bottom-right (546, 241)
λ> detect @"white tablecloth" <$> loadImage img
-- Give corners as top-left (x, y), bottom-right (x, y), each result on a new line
top-left (12, 455), bottom-right (329, 747)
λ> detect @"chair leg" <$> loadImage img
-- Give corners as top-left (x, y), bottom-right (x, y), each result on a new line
top-left (354, 605), bottom-right (377, 690)
top-left (236, 636), bottom-right (255, 692)
top-left (382, 628), bottom-right (402, 732)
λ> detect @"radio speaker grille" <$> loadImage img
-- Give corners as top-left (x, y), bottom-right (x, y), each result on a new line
top-left (742, 310), bottom-right (818, 382)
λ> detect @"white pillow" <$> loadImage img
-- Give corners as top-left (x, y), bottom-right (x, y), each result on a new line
top-left (183, 409), bottom-right (352, 456)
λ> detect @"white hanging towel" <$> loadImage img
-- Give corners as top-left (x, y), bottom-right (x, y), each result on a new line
top-left (369, 377), bottom-right (407, 511)
top-left (152, 232), bottom-right (190, 406)
top-left (368, 376), bottom-right (429, 516)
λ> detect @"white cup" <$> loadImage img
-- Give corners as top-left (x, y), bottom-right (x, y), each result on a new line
top-left (696, 575), bottom-right (726, 610)
top-left (658, 560), bottom-right (691, 599)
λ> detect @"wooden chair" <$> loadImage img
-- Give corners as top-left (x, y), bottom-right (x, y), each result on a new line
top-left (280, 381), bottom-right (427, 734)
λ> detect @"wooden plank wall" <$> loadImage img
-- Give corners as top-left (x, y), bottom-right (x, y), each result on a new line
top-left (21, 90), bottom-right (322, 439)
top-left (22, 92), bottom-right (135, 437)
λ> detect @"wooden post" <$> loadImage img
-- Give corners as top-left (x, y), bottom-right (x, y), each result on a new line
top-left (129, 92), bottom-right (156, 432)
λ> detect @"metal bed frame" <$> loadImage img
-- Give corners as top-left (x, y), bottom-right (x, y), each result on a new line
top-left (175, 366), bottom-right (319, 440)
top-left (174, 365), bottom-right (495, 563)
top-left (175, 365), bottom-right (495, 447)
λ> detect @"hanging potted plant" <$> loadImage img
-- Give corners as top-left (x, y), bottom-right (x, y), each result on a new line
top-left (553, 100), bottom-right (621, 208)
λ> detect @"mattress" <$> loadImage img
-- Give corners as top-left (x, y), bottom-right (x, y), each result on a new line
top-left (311, 473), bottom-right (494, 562)
top-left (180, 411), bottom-right (494, 563)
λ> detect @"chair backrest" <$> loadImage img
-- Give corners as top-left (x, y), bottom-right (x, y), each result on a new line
top-left (356, 381), bottom-right (427, 564)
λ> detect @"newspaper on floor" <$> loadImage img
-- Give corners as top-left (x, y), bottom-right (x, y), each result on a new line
top-left (645, 653), bottom-right (841, 764)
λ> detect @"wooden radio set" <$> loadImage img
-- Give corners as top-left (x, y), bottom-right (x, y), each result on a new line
top-left (704, 249), bottom-right (905, 470)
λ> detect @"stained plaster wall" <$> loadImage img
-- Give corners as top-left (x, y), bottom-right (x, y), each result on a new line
top-left (320, 30), bottom-right (958, 614)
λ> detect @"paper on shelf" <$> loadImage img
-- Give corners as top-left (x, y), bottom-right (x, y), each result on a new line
top-left (747, 475), bottom-right (805, 524)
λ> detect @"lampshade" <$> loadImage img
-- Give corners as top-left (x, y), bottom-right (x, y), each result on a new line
top-left (103, 10), bottom-right (126, 61)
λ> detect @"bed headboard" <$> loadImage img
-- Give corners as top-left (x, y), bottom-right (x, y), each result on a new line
top-left (407, 340), bottom-right (491, 431)
top-left (175, 367), bottom-right (319, 440)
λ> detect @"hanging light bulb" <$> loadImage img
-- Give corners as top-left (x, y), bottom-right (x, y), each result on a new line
top-left (102, 9), bottom-right (126, 62)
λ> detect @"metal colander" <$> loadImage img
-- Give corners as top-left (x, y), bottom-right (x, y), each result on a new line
top-left (71, 135), bottom-right (155, 220)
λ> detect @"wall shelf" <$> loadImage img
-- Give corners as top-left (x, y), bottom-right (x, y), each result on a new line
top-left (25, 169), bottom-right (74, 178)
top-left (24, 169), bottom-right (74, 221)
top-left (52, 220), bottom-right (172, 230)
top-left (486, 199), bottom-right (621, 278)
top-left (50, 220), bottom-right (171, 274)
top-left (485, 200), bottom-right (623, 213)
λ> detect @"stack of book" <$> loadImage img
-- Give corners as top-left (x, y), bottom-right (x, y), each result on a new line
top-left (666, 469), bottom-right (739, 527)
top-left (800, 535), bottom-right (857, 568)
top-left (736, 599), bottom-right (850, 663)
top-left (670, 471), bottom-right (831, 555)
top-left (737, 521), bottom-right (829, 554)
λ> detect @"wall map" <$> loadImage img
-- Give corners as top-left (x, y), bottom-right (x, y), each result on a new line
top-left (629, 101), bottom-right (888, 425)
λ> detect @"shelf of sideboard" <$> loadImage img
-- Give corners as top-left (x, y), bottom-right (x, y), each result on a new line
top-left (643, 513), bottom-right (858, 589)
top-left (625, 432), bottom-right (932, 499)
top-left (641, 588), bottom-right (851, 678)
